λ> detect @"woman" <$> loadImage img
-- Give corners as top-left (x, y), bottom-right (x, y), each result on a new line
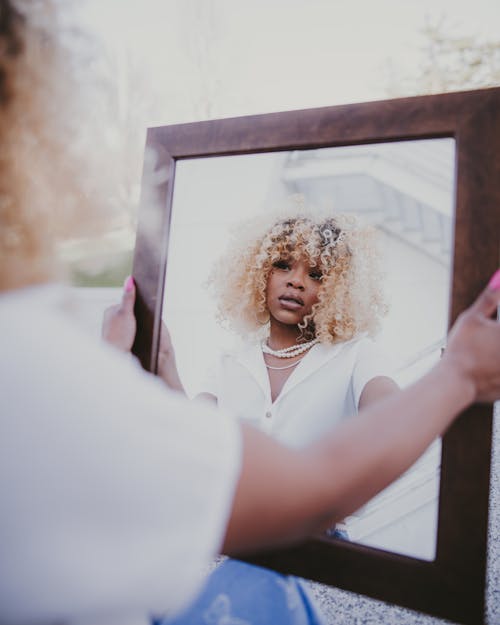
top-left (2, 2), bottom-right (500, 624)
top-left (196, 213), bottom-right (398, 443)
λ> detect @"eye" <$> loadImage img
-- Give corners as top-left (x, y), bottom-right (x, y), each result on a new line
top-left (309, 269), bottom-right (323, 281)
top-left (273, 259), bottom-right (290, 270)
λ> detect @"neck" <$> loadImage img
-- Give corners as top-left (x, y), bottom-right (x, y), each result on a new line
top-left (268, 319), bottom-right (304, 350)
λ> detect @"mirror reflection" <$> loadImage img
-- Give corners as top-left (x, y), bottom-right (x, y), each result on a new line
top-left (162, 139), bottom-right (455, 560)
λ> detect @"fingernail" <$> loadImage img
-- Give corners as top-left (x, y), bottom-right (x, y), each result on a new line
top-left (488, 269), bottom-right (500, 291)
top-left (124, 275), bottom-right (134, 292)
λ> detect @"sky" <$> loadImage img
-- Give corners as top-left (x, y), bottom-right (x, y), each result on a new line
top-left (79, 0), bottom-right (500, 125)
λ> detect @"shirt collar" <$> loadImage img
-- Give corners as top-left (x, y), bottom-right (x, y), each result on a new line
top-left (233, 340), bottom-right (347, 403)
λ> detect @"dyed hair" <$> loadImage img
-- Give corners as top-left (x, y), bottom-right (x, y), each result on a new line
top-left (209, 213), bottom-right (387, 344)
top-left (0, 1), bottom-right (125, 291)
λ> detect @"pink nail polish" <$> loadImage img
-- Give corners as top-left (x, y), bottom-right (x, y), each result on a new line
top-left (488, 269), bottom-right (500, 291)
top-left (124, 276), bottom-right (134, 292)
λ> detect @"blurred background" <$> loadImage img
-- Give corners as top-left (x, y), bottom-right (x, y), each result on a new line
top-left (61, 0), bottom-right (500, 287)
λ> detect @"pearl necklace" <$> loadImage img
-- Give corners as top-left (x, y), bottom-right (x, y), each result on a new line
top-left (262, 338), bottom-right (319, 359)
top-left (265, 358), bottom-right (303, 371)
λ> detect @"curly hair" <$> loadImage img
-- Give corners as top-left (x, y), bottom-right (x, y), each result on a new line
top-left (0, 1), bottom-right (126, 291)
top-left (209, 212), bottom-right (388, 344)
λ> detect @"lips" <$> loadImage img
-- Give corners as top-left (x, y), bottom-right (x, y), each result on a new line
top-left (279, 294), bottom-right (304, 308)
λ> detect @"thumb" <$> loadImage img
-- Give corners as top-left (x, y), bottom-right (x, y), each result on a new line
top-left (469, 269), bottom-right (500, 318)
top-left (121, 275), bottom-right (136, 311)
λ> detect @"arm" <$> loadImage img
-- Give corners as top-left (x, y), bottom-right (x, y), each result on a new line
top-left (339, 368), bottom-right (400, 530)
top-left (358, 376), bottom-right (399, 410)
top-left (223, 279), bottom-right (500, 554)
top-left (103, 274), bottom-right (500, 555)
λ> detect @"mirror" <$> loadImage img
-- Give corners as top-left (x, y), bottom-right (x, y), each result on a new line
top-left (163, 139), bottom-right (455, 561)
top-left (132, 87), bottom-right (499, 625)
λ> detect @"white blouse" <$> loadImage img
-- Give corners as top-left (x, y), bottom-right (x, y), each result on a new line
top-left (0, 285), bottom-right (242, 625)
top-left (201, 338), bottom-right (394, 448)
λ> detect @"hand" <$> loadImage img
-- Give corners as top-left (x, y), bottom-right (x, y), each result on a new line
top-left (442, 270), bottom-right (500, 403)
top-left (102, 276), bottom-right (137, 352)
top-left (158, 322), bottom-right (176, 362)
top-left (157, 322), bottom-right (185, 394)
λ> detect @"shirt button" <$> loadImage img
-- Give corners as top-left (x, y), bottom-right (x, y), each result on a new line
top-left (265, 411), bottom-right (272, 418)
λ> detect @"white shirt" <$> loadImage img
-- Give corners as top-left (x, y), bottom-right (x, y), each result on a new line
top-left (201, 338), bottom-right (393, 448)
top-left (0, 285), bottom-right (242, 625)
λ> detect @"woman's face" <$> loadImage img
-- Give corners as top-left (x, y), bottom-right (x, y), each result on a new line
top-left (265, 256), bottom-right (323, 327)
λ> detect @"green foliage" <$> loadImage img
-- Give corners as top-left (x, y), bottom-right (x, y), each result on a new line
top-left (68, 249), bottom-right (133, 287)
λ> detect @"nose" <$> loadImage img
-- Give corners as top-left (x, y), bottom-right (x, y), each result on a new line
top-left (286, 267), bottom-right (306, 291)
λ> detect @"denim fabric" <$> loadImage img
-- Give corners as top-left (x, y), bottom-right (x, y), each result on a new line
top-left (153, 559), bottom-right (326, 625)
top-left (324, 527), bottom-right (349, 540)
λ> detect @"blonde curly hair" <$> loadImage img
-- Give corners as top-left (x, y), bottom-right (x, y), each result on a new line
top-left (0, 1), bottom-right (126, 291)
top-left (209, 212), bottom-right (388, 344)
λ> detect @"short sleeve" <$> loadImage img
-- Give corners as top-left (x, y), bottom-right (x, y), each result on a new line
top-left (351, 338), bottom-right (396, 410)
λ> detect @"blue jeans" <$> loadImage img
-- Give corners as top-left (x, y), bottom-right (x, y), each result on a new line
top-left (153, 558), bottom-right (326, 625)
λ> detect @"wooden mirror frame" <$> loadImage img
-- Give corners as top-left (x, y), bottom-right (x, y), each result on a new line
top-left (132, 87), bottom-right (500, 625)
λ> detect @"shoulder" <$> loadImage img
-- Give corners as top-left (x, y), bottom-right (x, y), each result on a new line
top-left (353, 335), bottom-right (392, 360)
top-left (313, 336), bottom-right (393, 375)
top-left (1, 288), bottom-right (243, 617)
top-left (315, 335), bottom-right (374, 361)
top-left (196, 340), bottom-right (260, 397)
top-left (0, 284), bottom-right (95, 378)
top-left (340, 335), bottom-right (385, 359)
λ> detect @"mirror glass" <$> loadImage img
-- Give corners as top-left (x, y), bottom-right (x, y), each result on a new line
top-left (162, 138), bottom-right (455, 560)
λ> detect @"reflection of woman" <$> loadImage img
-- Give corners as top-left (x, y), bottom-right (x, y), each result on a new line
top-left (3, 3), bottom-right (500, 624)
top-left (195, 213), bottom-right (399, 444)
top-left (105, 214), bottom-right (400, 624)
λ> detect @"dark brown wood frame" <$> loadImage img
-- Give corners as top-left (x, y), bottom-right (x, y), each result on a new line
top-left (132, 87), bottom-right (500, 625)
